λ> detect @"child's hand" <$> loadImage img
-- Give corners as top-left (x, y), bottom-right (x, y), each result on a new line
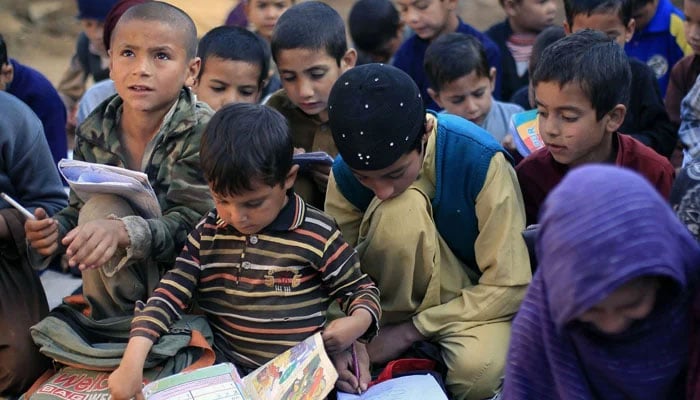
top-left (322, 309), bottom-right (373, 354)
top-left (25, 208), bottom-right (60, 256)
top-left (331, 341), bottom-right (371, 394)
top-left (108, 365), bottom-right (145, 400)
top-left (62, 218), bottom-right (130, 270)
top-left (501, 134), bottom-right (516, 152)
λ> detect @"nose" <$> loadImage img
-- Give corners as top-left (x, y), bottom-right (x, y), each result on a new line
top-left (403, 8), bottom-right (420, 26)
top-left (363, 178), bottom-right (394, 200)
top-left (297, 77), bottom-right (314, 99)
top-left (132, 55), bottom-right (152, 76)
top-left (538, 112), bottom-right (559, 139)
top-left (594, 313), bottom-right (630, 335)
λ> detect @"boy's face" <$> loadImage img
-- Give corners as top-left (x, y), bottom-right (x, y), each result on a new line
top-left (0, 62), bottom-right (13, 91)
top-left (396, 0), bottom-right (458, 40)
top-left (109, 19), bottom-right (200, 116)
top-left (369, 27), bottom-right (405, 63)
top-left (507, 0), bottom-right (557, 34)
top-left (276, 48), bottom-right (356, 122)
top-left (81, 18), bottom-right (107, 55)
top-left (245, 0), bottom-right (293, 41)
top-left (534, 81), bottom-right (624, 167)
top-left (428, 68), bottom-right (495, 126)
top-left (631, 0), bottom-right (659, 32)
top-left (210, 168), bottom-right (297, 235)
top-left (566, 12), bottom-right (635, 46)
top-left (193, 58), bottom-right (263, 111)
top-left (685, 1), bottom-right (700, 55)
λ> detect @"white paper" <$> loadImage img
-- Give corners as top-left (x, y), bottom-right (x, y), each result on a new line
top-left (337, 374), bottom-right (448, 400)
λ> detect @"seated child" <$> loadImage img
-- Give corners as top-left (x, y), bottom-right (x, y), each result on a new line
top-left (192, 26), bottom-right (271, 110)
top-left (516, 30), bottom-right (675, 225)
top-left (564, 0), bottom-right (677, 158)
top-left (25, 1), bottom-right (214, 320)
top-left (485, 0), bottom-right (557, 101)
top-left (425, 32), bottom-right (524, 153)
top-left (267, 1), bottom-right (357, 208)
top-left (349, 0), bottom-right (405, 64)
top-left (666, 0), bottom-right (700, 129)
top-left (0, 33), bottom-right (67, 166)
top-left (107, 103), bottom-right (381, 400)
top-left (325, 63), bottom-right (531, 399)
top-left (392, 0), bottom-right (502, 109)
top-left (504, 165), bottom-right (700, 399)
top-left (679, 74), bottom-right (700, 164)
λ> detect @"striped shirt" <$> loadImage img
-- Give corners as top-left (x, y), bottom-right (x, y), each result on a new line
top-left (131, 192), bottom-right (381, 369)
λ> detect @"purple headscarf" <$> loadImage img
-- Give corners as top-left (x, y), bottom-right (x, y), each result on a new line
top-left (504, 165), bottom-right (700, 399)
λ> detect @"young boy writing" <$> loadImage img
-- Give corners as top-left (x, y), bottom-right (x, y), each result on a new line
top-left (564, 0), bottom-right (677, 158)
top-left (192, 26), bottom-right (271, 110)
top-left (107, 103), bottom-right (381, 400)
top-left (325, 63), bottom-right (532, 400)
top-left (516, 29), bottom-right (675, 225)
top-left (25, 2), bottom-right (214, 320)
top-left (266, 1), bottom-right (356, 208)
top-left (392, 0), bottom-right (502, 109)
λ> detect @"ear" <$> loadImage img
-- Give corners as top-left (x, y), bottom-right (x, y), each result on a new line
top-left (605, 104), bottom-right (626, 132)
top-left (488, 66), bottom-right (497, 92)
top-left (503, 0), bottom-right (519, 17)
top-left (423, 117), bottom-right (435, 141)
top-left (284, 164), bottom-right (300, 190)
top-left (185, 57), bottom-right (201, 88)
top-left (446, 0), bottom-right (459, 12)
top-left (244, 0), bottom-right (252, 18)
top-left (341, 48), bottom-right (357, 72)
top-left (427, 87), bottom-right (444, 108)
top-left (108, 48), bottom-right (114, 80)
top-left (563, 21), bottom-right (573, 35)
top-left (0, 62), bottom-right (14, 87)
top-left (625, 19), bottom-right (636, 42)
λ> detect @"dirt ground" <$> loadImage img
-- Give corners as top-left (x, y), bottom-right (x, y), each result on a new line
top-left (0, 0), bottom-right (510, 87)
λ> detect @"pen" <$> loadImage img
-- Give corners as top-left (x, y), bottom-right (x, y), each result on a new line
top-left (0, 192), bottom-right (36, 220)
top-left (352, 342), bottom-right (362, 395)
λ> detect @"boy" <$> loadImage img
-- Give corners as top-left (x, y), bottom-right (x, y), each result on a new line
top-left (245, 0), bottom-right (294, 43)
top-left (108, 103), bottom-right (381, 400)
top-left (25, 2), bottom-right (214, 320)
top-left (485, 0), bottom-right (558, 101)
top-left (625, 0), bottom-right (692, 96)
top-left (192, 26), bottom-right (271, 110)
top-left (564, 0), bottom-right (677, 158)
top-left (516, 30), bottom-right (675, 225)
top-left (0, 33), bottom-right (67, 166)
top-left (325, 64), bottom-right (532, 400)
top-left (349, 0), bottom-right (405, 64)
top-left (267, 1), bottom-right (356, 208)
top-left (0, 91), bottom-right (67, 397)
top-left (392, 0), bottom-right (502, 110)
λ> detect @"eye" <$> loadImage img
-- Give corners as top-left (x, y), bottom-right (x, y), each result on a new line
top-left (155, 52), bottom-right (170, 60)
top-left (239, 88), bottom-right (256, 97)
top-left (281, 73), bottom-right (296, 82)
top-left (120, 49), bottom-right (134, 57)
top-left (210, 86), bottom-right (226, 93)
top-left (450, 96), bottom-right (466, 105)
top-left (245, 200), bottom-right (264, 208)
top-left (537, 109), bottom-right (548, 119)
top-left (561, 114), bottom-right (579, 123)
top-left (472, 89), bottom-right (486, 98)
top-left (309, 69), bottom-right (326, 80)
top-left (415, 1), bottom-right (430, 10)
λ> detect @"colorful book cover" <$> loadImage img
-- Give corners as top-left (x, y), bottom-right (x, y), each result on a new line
top-left (510, 109), bottom-right (545, 157)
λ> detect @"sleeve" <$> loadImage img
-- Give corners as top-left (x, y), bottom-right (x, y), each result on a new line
top-left (130, 225), bottom-right (203, 342)
top-left (413, 153), bottom-right (531, 336)
top-left (665, 60), bottom-right (686, 127)
top-left (680, 74), bottom-right (700, 159)
top-left (324, 171), bottom-right (364, 247)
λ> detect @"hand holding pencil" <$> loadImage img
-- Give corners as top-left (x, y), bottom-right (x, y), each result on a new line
top-left (24, 205), bottom-right (61, 257)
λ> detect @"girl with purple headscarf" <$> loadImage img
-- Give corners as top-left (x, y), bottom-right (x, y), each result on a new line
top-left (504, 165), bottom-right (700, 399)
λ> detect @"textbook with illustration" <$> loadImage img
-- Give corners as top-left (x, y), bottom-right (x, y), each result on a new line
top-left (58, 158), bottom-right (161, 218)
top-left (509, 109), bottom-right (545, 157)
top-left (142, 332), bottom-right (337, 400)
top-left (337, 374), bottom-right (448, 400)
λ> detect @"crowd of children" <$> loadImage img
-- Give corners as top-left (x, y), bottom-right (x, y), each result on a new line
top-left (1, 0), bottom-right (700, 399)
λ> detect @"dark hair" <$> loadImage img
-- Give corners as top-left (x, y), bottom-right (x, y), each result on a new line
top-left (349, 0), bottom-right (400, 54)
top-left (529, 25), bottom-right (566, 76)
top-left (200, 103), bottom-right (293, 196)
top-left (629, 0), bottom-right (654, 10)
top-left (197, 26), bottom-right (270, 86)
top-left (115, 1), bottom-right (198, 58)
top-left (271, 1), bottom-right (347, 65)
top-left (0, 33), bottom-right (7, 66)
top-left (532, 29), bottom-right (631, 120)
top-left (565, 0), bottom-right (632, 27)
top-left (424, 33), bottom-right (490, 91)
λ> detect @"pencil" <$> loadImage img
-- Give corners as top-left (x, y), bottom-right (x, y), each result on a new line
top-left (0, 192), bottom-right (36, 220)
top-left (351, 342), bottom-right (362, 395)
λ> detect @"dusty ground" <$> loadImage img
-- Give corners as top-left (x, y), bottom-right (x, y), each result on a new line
top-left (0, 0), bottom-right (510, 87)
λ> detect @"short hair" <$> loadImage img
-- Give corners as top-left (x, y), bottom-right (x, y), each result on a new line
top-left (114, 1), bottom-right (198, 59)
top-left (197, 26), bottom-right (271, 86)
top-left (532, 29), bottom-right (631, 120)
top-left (103, 0), bottom-right (152, 52)
top-left (349, 0), bottom-right (400, 54)
top-left (271, 1), bottom-right (348, 65)
top-left (629, 0), bottom-right (654, 10)
top-left (424, 33), bottom-right (490, 91)
top-left (0, 33), bottom-right (7, 66)
top-left (200, 103), bottom-right (293, 196)
top-left (529, 26), bottom-right (566, 76)
top-left (565, 0), bottom-right (633, 27)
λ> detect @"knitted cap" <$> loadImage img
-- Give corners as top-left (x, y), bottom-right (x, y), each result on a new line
top-left (103, 0), bottom-right (151, 50)
top-left (76, 0), bottom-right (119, 21)
top-left (328, 63), bottom-right (425, 171)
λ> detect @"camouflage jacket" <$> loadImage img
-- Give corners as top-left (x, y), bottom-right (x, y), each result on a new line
top-left (55, 88), bottom-right (214, 273)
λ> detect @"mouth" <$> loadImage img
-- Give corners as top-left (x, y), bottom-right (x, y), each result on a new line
top-left (299, 101), bottom-right (322, 111)
top-left (546, 143), bottom-right (567, 152)
top-left (129, 85), bottom-right (153, 92)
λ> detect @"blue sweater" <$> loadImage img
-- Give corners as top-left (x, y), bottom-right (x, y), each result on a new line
top-left (333, 112), bottom-right (510, 273)
top-left (7, 59), bottom-right (67, 166)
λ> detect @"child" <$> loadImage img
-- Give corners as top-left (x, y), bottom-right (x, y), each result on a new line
top-left (516, 30), bottom-right (675, 225)
top-left (349, 0), bottom-right (405, 64)
top-left (267, 1), bottom-right (357, 208)
top-left (25, 2), bottom-right (214, 320)
top-left (485, 0), bottom-right (557, 101)
top-left (392, 0), bottom-right (502, 110)
top-left (626, 0), bottom-right (692, 97)
top-left (107, 103), bottom-right (381, 400)
top-left (564, 0), bottom-right (677, 158)
top-left (665, 0), bottom-right (700, 129)
top-left (0, 33), bottom-right (67, 166)
top-left (0, 91), bottom-right (67, 397)
top-left (245, 0), bottom-right (294, 43)
top-left (504, 165), bottom-right (700, 399)
top-left (325, 63), bottom-right (531, 400)
top-left (192, 26), bottom-right (270, 110)
top-left (425, 32), bottom-right (524, 152)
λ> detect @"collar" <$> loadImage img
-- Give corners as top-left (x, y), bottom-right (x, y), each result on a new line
top-left (216, 191), bottom-right (307, 233)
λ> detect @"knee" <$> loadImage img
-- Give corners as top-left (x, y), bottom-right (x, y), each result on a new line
top-left (445, 349), bottom-right (505, 400)
top-left (78, 194), bottom-right (135, 225)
